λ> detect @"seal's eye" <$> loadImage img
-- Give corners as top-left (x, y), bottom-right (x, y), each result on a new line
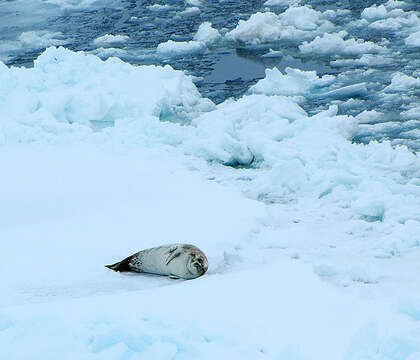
top-left (197, 258), bottom-right (203, 264)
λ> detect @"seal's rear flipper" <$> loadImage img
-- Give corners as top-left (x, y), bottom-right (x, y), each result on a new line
top-left (105, 256), bottom-right (133, 272)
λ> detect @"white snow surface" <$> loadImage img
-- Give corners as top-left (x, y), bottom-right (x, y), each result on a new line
top-left (1, 47), bottom-right (420, 359)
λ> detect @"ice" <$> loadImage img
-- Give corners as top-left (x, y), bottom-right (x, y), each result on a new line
top-left (156, 40), bottom-right (207, 57)
top-left (147, 4), bottom-right (173, 11)
top-left (226, 7), bottom-right (334, 44)
top-left (299, 30), bottom-right (386, 56)
top-left (44, 0), bottom-right (121, 10)
top-left (361, 5), bottom-right (389, 21)
top-left (19, 30), bottom-right (67, 48)
top-left (248, 67), bottom-right (334, 97)
top-left (178, 6), bottom-right (201, 16)
top-left (93, 34), bottom-right (129, 46)
top-left (330, 54), bottom-right (392, 67)
top-left (1, 47), bottom-right (420, 359)
top-left (0, 31), bottom-right (67, 55)
top-left (193, 22), bottom-right (221, 45)
top-left (384, 72), bottom-right (420, 92)
top-left (186, 0), bottom-right (202, 6)
top-left (264, 0), bottom-right (301, 6)
top-left (318, 83), bottom-right (368, 100)
top-left (359, 3), bottom-right (420, 34)
top-left (261, 49), bottom-right (282, 58)
top-left (89, 47), bottom-right (128, 59)
top-left (406, 31), bottom-right (420, 47)
top-left (0, 46), bottom-right (213, 143)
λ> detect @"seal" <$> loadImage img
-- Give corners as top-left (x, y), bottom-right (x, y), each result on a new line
top-left (105, 244), bottom-right (208, 280)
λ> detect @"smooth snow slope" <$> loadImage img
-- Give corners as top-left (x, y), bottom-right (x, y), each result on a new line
top-left (0, 47), bottom-right (420, 359)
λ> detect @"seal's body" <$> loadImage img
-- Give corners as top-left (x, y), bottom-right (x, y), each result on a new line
top-left (106, 244), bottom-right (208, 280)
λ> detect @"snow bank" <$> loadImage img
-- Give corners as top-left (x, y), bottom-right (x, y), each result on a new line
top-left (193, 22), bottom-right (221, 45)
top-left (225, 6), bottom-right (334, 44)
top-left (299, 30), bottom-right (386, 56)
top-left (93, 34), bottom-right (129, 46)
top-left (156, 40), bottom-right (207, 57)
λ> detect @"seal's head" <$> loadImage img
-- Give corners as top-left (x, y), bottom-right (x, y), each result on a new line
top-left (186, 251), bottom-right (208, 277)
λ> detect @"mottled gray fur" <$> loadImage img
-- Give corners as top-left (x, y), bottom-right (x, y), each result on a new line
top-left (106, 244), bottom-right (208, 280)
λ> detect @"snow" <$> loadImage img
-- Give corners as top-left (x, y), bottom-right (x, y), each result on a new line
top-left (1, 46), bottom-right (420, 359)
top-left (93, 34), bottom-right (129, 46)
top-left (193, 22), bottom-right (221, 45)
top-left (156, 40), bottom-right (207, 57)
top-left (225, 7), bottom-right (334, 44)
top-left (299, 30), bottom-right (386, 56)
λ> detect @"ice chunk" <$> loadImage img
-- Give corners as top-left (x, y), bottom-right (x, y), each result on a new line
top-left (193, 22), bottom-right (221, 45)
top-left (249, 67), bottom-right (335, 97)
top-left (299, 31), bottom-right (386, 56)
top-left (18, 30), bottom-right (67, 49)
top-left (384, 72), bottom-right (420, 92)
top-left (156, 40), bottom-right (207, 57)
top-left (0, 46), bottom-right (214, 143)
top-left (178, 7), bottom-right (200, 16)
top-left (264, 0), bottom-right (301, 6)
top-left (361, 5), bottom-right (388, 21)
top-left (261, 49), bottom-right (283, 58)
top-left (406, 31), bottom-right (420, 47)
top-left (226, 7), bottom-right (334, 44)
top-left (148, 4), bottom-right (173, 11)
top-left (93, 34), bottom-right (129, 46)
top-left (186, 0), bottom-right (202, 6)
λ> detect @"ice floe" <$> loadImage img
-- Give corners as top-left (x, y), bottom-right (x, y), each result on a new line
top-left (193, 22), bottom-right (221, 45)
top-left (226, 6), bottom-right (334, 44)
top-left (93, 34), bottom-right (129, 46)
top-left (299, 30), bottom-right (386, 56)
top-left (156, 40), bottom-right (207, 57)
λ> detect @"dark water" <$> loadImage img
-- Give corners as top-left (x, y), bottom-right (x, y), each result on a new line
top-left (0, 0), bottom-right (419, 150)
